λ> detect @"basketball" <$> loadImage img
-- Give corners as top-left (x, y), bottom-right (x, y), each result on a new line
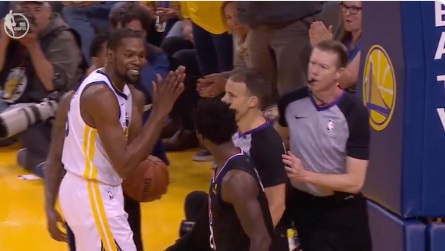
top-left (122, 155), bottom-right (169, 203)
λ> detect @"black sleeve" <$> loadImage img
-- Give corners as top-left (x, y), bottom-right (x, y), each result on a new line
top-left (250, 129), bottom-right (288, 187)
top-left (344, 101), bottom-right (370, 160)
top-left (277, 87), bottom-right (309, 127)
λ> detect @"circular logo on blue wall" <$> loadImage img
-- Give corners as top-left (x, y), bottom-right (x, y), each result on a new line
top-left (363, 45), bottom-right (397, 131)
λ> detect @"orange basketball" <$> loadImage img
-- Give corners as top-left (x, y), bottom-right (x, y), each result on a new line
top-left (122, 155), bottom-right (169, 202)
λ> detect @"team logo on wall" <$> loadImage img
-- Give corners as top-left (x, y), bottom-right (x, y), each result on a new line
top-left (362, 45), bottom-right (397, 131)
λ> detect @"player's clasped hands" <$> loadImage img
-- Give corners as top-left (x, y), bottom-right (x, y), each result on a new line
top-left (151, 66), bottom-right (186, 116)
top-left (282, 151), bottom-right (309, 182)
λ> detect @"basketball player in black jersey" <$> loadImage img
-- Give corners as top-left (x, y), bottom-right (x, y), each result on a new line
top-left (168, 98), bottom-right (273, 251)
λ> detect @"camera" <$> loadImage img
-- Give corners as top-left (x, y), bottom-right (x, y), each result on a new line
top-left (0, 73), bottom-right (66, 139)
top-left (0, 94), bottom-right (62, 139)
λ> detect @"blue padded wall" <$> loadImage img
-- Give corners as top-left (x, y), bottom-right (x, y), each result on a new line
top-left (368, 201), bottom-right (425, 251)
top-left (358, 1), bottom-right (420, 218)
top-left (427, 223), bottom-right (445, 251)
top-left (359, 1), bottom-right (445, 218)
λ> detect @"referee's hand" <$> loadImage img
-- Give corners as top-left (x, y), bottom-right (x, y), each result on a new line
top-left (282, 151), bottom-right (309, 182)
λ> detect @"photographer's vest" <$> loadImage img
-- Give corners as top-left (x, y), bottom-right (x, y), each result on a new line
top-left (0, 27), bottom-right (87, 104)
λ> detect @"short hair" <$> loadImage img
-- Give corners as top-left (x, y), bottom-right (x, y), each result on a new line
top-left (194, 98), bottom-right (238, 145)
top-left (314, 40), bottom-right (349, 68)
top-left (109, 2), bottom-right (152, 32)
top-left (228, 68), bottom-right (274, 110)
top-left (89, 32), bottom-right (108, 58)
top-left (107, 29), bottom-right (144, 51)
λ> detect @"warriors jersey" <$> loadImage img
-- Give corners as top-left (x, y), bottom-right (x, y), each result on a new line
top-left (62, 69), bottom-right (132, 186)
top-left (208, 149), bottom-right (274, 251)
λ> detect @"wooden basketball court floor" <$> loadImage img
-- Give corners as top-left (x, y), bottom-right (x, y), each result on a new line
top-left (0, 144), bottom-right (212, 251)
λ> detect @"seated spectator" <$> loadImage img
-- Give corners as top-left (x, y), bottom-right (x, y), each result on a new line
top-left (162, 48), bottom-right (201, 148)
top-left (176, 1), bottom-right (233, 162)
top-left (0, 1), bottom-right (84, 172)
top-left (62, 1), bottom-right (118, 65)
top-left (196, 1), bottom-right (249, 99)
top-left (309, 1), bottom-right (362, 92)
top-left (163, 1), bottom-right (234, 161)
top-left (85, 32), bottom-right (108, 76)
top-left (194, 2), bottom-right (277, 122)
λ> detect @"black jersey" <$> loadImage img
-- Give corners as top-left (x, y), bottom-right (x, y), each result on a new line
top-left (208, 149), bottom-right (274, 251)
top-left (233, 121), bottom-right (291, 251)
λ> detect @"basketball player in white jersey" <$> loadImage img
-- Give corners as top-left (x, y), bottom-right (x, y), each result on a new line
top-left (56, 29), bottom-right (185, 251)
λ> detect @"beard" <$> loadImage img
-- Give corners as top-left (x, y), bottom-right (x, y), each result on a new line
top-left (116, 68), bottom-right (140, 85)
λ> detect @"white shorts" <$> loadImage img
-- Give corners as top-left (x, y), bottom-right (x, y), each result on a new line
top-left (59, 171), bottom-right (136, 251)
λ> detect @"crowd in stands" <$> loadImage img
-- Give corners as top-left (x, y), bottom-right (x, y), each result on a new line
top-left (0, 2), bottom-right (365, 250)
top-left (0, 0), bottom-right (362, 171)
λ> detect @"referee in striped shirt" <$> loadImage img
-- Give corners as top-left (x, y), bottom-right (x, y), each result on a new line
top-left (276, 39), bottom-right (372, 251)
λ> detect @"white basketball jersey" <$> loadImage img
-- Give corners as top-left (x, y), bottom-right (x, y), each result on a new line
top-left (62, 69), bottom-right (132, 186)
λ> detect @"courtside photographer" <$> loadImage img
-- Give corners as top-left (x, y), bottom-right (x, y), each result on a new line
top-left (0, 1), bottom-right (84, 175)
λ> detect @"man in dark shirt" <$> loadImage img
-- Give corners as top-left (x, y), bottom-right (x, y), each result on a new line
top-left (277, 40), bottom-right (372, 251)
top-left (0, 1), bottom-right (84, 165)
top-left (222, 68), bottom-right (289, 250)
top-left (167, 98), bottom-right (273, 251)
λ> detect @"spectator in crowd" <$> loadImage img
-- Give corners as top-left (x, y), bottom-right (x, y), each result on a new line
top-left (277, 40), bottom-right (371, 251)
top-left (317, 1), bottom-right (343, 39)
top-left (85, 32), bottom-right (108, 76)
top-left (0, 1), bottom-right (84, 172)
top-left (179, 1), bottom-right (232, 79)
top-left (195, 1), bottom-right (281, 123)
top-left (0, 2), bottom-right (10, 19)
top-left (171, 1), bottom-right (233, 162)
top-left (161, 48), bottom-right (201, 150)
top-left (163, 1), bottom-right (243, 153)
top-left (237, 2), bottom-right (322, 99)
top-left (144, 1), bottom-right (182, 41)
top-left (309, 1), bottom-right (362, 93)
top-left (62, 1), bottom-right (118, 65)
top-left (197, 1), bottom-right (249, 99)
